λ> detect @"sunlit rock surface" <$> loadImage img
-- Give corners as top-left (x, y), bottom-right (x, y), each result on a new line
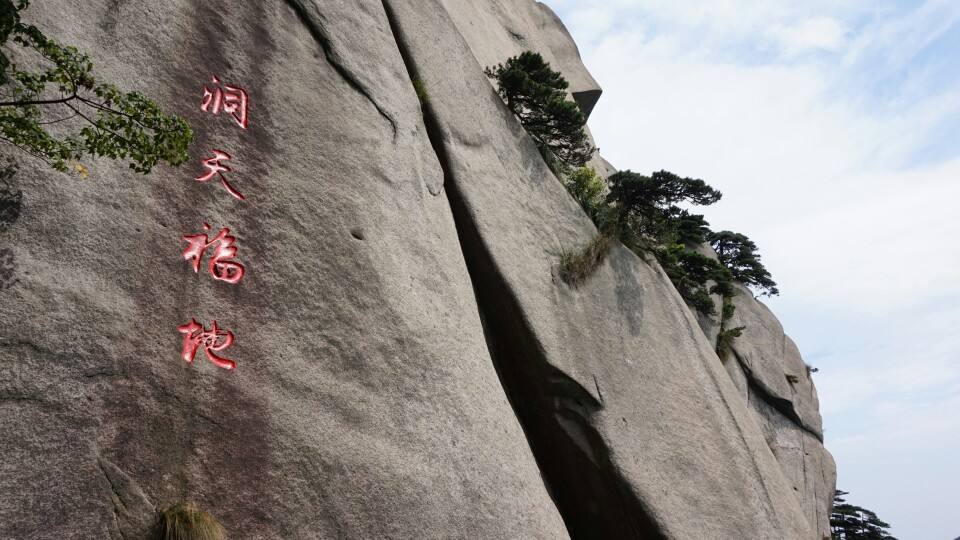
top-left (0, 0), bottom-right (832, 538)
top-left (697, 269), bottom-right (837, 539)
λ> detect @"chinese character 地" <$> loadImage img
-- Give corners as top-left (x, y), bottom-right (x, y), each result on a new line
top-left (177, 319), bottom-right (237, 370)
top-left (182, 223), bottom-right (245, 284)
top-left (201, 75), bottom-right (249, 129)
top-left (196, 149), bottom-right (245, 201)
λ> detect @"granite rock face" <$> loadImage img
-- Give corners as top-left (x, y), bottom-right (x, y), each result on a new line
top-left (0, 0), bottom-right (831, 538)
top-left (440, 0), bottom-right (602, 116)
top-left (0, 1), bottom-right (565, 538)
top-left (698, 273), bottom-right (836, 539)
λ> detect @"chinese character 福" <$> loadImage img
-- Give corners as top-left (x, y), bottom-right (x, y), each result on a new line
top-left (182, 223), bottom-right (246, 284)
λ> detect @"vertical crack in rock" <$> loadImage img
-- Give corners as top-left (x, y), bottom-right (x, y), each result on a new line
top-left (380, 2), bottom-right (664, 537)
top-left (285, 0), bottom-right (398, 138)
top-left (96, 457), bottom-right (156, 540)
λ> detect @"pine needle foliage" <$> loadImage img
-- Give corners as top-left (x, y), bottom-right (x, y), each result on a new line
top-left (708, 230), bottom-right (779, 297)
top-left (606, 169), bottom-right (722, 241)
top-left (485, 51), bottom-right (594, 171)
top-left (715, 296), bottom-right (744, 361)
top-left (654, 243), bottom-right (731, 316)
top-left (830, 490), bottom-right (898, 540)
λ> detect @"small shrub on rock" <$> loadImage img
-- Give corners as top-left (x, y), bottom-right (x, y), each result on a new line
top-left (152, 502), bottom-right (225, 540)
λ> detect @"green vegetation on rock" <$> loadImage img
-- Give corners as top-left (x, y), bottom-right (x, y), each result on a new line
top-left (0, 0), bottom-right (192, 174)
top-left (485, 51), bottom-right (593, 173)
top-left (606, 169), bottom-right (722, 245)
top-left (557, 231), bottom-right (614, 288)
top-left (709, 229), bottom-right (778, 297)
top-left (562, 165), bottom-right (607, 225)
top-left (488, 50), bottom-right (781, 360)
top-left (831, 490), bottom-right (898, 540)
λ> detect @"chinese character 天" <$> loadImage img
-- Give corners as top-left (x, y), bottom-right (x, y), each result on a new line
top-left (196, 149), bottom-right (245, 201)
top-left (182, 223), bottom-right (246, 284)
top-left (177, 319), bottom-right (237, 370)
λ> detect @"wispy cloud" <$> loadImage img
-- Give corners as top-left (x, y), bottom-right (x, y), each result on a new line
top-left (770, 17), bottom-right (848, 57)
top-left (545, 1), bottom-right (960, 537)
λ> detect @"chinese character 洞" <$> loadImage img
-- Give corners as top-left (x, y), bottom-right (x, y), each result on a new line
top-left (196, 149), bottom-right (245, 201)
top-left (177, 319), bottom-right (237, 370)
top-left (201, 75), bottom-right (249, 129)
top-left (182, 223), bottom-right (245, 284)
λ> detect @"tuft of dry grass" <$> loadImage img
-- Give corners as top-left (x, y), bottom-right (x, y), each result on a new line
top-left (557, 232), bottom-right (614, 287)
top-left (153, 502), bottom-right (226, 540)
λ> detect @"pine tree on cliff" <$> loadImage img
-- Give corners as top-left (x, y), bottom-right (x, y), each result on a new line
top-left (606, 169), bottom-right (722, 247)
top-left (0, 0), bottom-right (192, 174)
top-left (831, 490), bottom-right (898, 540)
top-left (485, 51), bottom-right (593, 172)
top-left (707, 230), bottom-right (779, 297)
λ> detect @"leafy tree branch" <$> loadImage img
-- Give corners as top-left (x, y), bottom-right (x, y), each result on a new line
top-left (0, 0), bottom-right (192, 174)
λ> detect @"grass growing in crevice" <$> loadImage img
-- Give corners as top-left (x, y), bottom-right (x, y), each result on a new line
top-left (714, 296), bottom-right (741, 361)
top-left (716, 325), bottom-right (744, 362)
top-left (412, 77), bottom-right (429, 104)
top-left (558, 231), bottom-right (614, 287)
top-left (152, 502), bottom-right (225, 540)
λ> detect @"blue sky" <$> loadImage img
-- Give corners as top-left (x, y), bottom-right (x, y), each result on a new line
top-left (545, 1), bottom-right (960, 538)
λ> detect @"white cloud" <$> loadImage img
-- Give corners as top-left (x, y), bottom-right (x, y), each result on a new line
top-left (559, 4), bottom-right (960, 313)
top-left (844, 0), bottom-right (960, 73)
top-left (769, 17), bottom-right (847, 56)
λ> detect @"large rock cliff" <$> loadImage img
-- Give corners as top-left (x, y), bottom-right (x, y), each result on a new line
top-left (0, 1), bottom-right (833, 538)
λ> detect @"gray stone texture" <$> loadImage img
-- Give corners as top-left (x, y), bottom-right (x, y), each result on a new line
top-left (0, 0), bottom-right (833, 538)
top-left (0, 1), bottom-right (565, 538)
top-left (440, 0), bottom-right (602, 117)
top-left (694, 248), bottom-right (836, 539)
top-left (386, 0), bottom-right (815, 537)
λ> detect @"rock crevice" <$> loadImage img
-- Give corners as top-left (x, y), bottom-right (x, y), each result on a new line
top-left (380, 1), bottom-right (664, 535)
top-left (285, 0), bottom-right (399, 137)
top-left (0, 1), bottom-right (833, 538)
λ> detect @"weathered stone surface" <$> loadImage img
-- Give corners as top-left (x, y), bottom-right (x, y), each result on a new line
top-left (690, 246), bottom-right (835, 538)
top-left (691, 244), bottom-right (823, 438)
top-left (729, 284), bottom-right (824, 437)
top-left (441, 0), bottom-right (602, 117)
top-left (0, 0), bottom-right (834, 538)
top-left (748, 376), bottom-right (837, 540)
top-left (724, 295), bottom-right (836, 540)
top-left (385, 0), bottom-right (814, 537)
top-left (0, 1), bottom-right (566, 538)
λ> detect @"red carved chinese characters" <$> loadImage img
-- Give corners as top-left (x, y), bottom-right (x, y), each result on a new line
top-left (182, 223), bottom-right (245, 284)
top-left (201, 75), bottom-right (249, 129)
top-left (177, 319), bottom-right (237, 370)
top-left (196, 149), bottom-right (245, 201)
top-left (177, 75), bottom-right (251, 370)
